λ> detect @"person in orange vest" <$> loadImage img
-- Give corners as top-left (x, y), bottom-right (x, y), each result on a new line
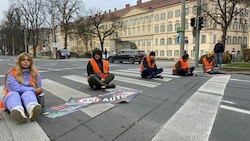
top-left (0, 52), bottom-right (43, 123)
top-left (173, 54), bottom-right (195, 76)
top-left (87, 49), bottom-right (115, 90)
top-left (203, 52), bottom-right (224, 74)
top-left (140, 51), bottom-right (163, 79)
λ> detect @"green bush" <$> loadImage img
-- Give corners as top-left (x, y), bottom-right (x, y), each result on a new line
top-left (199, 52), bottom-right (231, 64)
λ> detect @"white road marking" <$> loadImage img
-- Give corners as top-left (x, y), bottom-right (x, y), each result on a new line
top-left (0, 86), bottom-right (50, 141)
top-left (152, 75), bottom-right (231, 141)
top-left (42, 79), bottom-right (113, 118)
top-left (221, 100), bottom-right (236, 105)
top-left (230, 78), bottom-right (250, 83)
top-left (220, 105), bottom-right (250, 115)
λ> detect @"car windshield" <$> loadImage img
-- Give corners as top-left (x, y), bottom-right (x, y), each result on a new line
top-left (137, 51), bottom-right (146, 54)
top-left (60, 49), bottom-right (69, 53)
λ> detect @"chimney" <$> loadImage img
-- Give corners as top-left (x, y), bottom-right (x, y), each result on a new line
top-left (114, 8), bottom-right (117, 11)
top-left (109, 10), bottom-right (111, 13)
top-left (137, 0), bottom-right (142, 5)
top-left (126, 4), bottom-right (130, 8)
top-left (104, 11), bottom-right (106, 14)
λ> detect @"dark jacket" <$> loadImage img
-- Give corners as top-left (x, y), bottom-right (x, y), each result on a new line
top-left (214, 43), bottom-right (224, 53)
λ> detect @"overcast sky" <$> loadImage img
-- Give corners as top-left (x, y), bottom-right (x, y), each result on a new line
top-left (0, 0), bottom-right (150, 21)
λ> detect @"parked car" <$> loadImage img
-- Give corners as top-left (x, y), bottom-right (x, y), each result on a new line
top-left (108, 49), bottom-right (146, 64)
top-left (58, 49), bottom-right (70, 59)
top-left (102, 51), bottom-right (116, 60)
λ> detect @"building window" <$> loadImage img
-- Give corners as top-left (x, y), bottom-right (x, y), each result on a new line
top-left (167, 24), bottom-right (173, 31)
top-left (167, 38), bottom-right (172, 45)
top-left (213, 35), bottom-right (216, 44)
top-left (167, 50), bottom-right (172, 56)
top-left (233, 36), bottom-right (237, 44)
top-left (238, 37), bottom-right (242, 44)
top-left (174, 50), bottom-right (179, 57)
top-left (185, 21), bottom-right (189, 30)
top-left (243, 37), bottom-right (247, 45)
top-left (155, 39), bottom-right (158, 45)
top-left (175, 10), bottom-right (180, 17)
top-left (160, 25), bottom-right (165, 33)
top-left (155, 26), bottom-right (159, 33)
top-left (227, 36), bottom-right (231, 44)
top-left (185, 8), bottom-right (189, 15)
top-left (147, 25), bottom-right (151, 33)
top-left (168, 11), bottom-right (173, 19)
top-left (192, 6), bottom-right (197, 14)
top-left (201, 35), bottom-right (206, 43)
top-left (155, 14), bottom-right (159, 21)
top-left (137, 27), bottom-right (140, 34)
top-left (191, 50), bottom-right (195, 57)
top-left (160, 50), bottom-right (165, 56)
top-left (175, 23), bottom-right (180, 31)
top-left (160, 13), bottom-right (165, 20)
top-left (160, 38), bottom-right (165, 45)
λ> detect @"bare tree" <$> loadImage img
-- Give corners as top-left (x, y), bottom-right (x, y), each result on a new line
top-left (198, 0), bottom-right (249, 47)
top-left (0, 8), bottom-right (25, 55)
top-left (12, 0), bottom-right (46, 57)
top-left (54, 0), bottom-right (82, 49)
top-left (86, 9), bottom-right (122, 52)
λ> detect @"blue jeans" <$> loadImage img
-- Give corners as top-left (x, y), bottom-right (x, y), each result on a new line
top-left (141, 68), bottom-right (163, 78)
top-left (215, 53), bottom-right (222, 66)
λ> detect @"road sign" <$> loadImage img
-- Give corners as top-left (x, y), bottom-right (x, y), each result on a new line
top-left (52, 42), bottom-right (58, 48)
top-left (177, 28), bottom-right (184, 33)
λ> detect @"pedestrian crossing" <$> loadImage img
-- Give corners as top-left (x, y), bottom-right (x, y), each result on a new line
top-left (0, 68), bottom-right (178, 141)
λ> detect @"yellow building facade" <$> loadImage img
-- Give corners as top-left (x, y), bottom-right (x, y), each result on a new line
top-left (55, 0), bottom-right (249, 59)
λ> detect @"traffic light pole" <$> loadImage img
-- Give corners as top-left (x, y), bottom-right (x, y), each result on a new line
top-left (194, 0), bottom-right (202, 67)
top-left (180, 0), bottom-right (186, 57)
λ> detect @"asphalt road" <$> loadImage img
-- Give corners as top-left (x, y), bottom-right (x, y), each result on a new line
top-left (0, 55), bottom-right (250, 141)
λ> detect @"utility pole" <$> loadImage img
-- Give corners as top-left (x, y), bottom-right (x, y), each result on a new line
top-left (24, 27), bottom-right (27, 53)
top-left (180, 0), bottom-right (186, 57)
top-left (51, 0), bottom-right (56, 59)
top-left (194, 0), bottom-right (202, 67)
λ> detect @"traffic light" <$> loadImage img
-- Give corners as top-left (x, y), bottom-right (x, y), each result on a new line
top-left (190, 18), bottom-right (196, 27)
top-left (198, 17), bottom-right (204, 30)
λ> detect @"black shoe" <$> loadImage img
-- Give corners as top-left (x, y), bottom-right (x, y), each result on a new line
top-left (105, 83), bottom-right (116, 88)
top-left (156, 75), bottom-right (163, 79)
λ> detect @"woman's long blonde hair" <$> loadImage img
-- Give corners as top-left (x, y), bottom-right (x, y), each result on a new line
top-left (5, 52), bottom-right (38, 88)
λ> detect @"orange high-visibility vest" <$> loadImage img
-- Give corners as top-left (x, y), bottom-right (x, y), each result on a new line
top-left (89, 58), bottom-right (109, 79)
top-left (0, 69), bottom-right (36, 108)
top-left (203, 57), bottom-right (214, 72)
top-left (173, 58), bottom-right (189, 71)
top-left (139, 55), bottom-right (156, 73)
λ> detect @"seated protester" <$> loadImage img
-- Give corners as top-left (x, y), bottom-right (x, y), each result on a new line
top-left (140, 51), bottom-right (163, 79)
top-left (203, 52), bottom-right (225, 74)
top-left (173, 54), bottom-right (195, 76)
top-left (1, 52), bottom-right (43, 123)
top-left (87, 49), bottom-right (115, 90)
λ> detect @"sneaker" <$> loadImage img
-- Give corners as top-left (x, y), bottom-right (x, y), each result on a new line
top-left (28, 104), bottom-right (42, 121)
top-left (10, 107), bottom-right (28, 123)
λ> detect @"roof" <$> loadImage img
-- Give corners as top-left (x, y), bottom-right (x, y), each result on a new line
top-left (106, 0), bottom-right (182, 18)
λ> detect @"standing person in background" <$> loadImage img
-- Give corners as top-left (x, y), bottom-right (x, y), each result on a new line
top-left (87, 49), bottom-right (115, 90)
top-left (140, 51), bottom-right (163, 79)
top-left (173, 54), bottom-right (195, 76)
top-left (104, 48), bottom-right (107, 60)
top-left (1, 52), bottom-right (43, 123)
top-left (213, 40), bottom-right (224, 67)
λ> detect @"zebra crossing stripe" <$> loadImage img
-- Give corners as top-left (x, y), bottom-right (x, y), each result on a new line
top-left (42, 79), bottom-right (113, 118)
top-left (126, 68), bottom-right (181, 78)
top-left (0, 86), bottom-right (50, 141)
top-left (114, 76), bottom-right (160, 87)
top-left (152, 75), bottom-right (231, 140)
top-left (62, 75), bottom-right (128, 91)
top-left (110, 70), bottom-right (173, 82)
